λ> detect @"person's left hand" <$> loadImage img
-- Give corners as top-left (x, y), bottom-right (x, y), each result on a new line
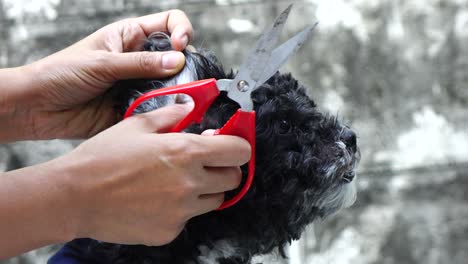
top-left (19, 10), bottom-right (193, 139)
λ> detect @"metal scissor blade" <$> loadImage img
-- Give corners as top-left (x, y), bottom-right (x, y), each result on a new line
top-left (232, 4), bottom-right (293, 88)
top-left (255, 22), bottom-right (318, 86)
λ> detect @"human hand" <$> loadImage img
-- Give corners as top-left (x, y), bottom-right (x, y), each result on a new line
top-left (16, 10), bottom-right (193, 140)
top-left (58, 104), bottom-right (251, 245)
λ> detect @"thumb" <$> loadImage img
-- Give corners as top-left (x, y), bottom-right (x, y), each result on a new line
top-left (107, 51), bottom-right (186, 80)
top-left (121, 104), bottom-right (193, 133)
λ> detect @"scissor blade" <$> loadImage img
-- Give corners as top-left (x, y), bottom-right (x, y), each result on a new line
top-left (232, 4), bottom-right (293, 88)
top-left (255, 22), bottom-right (318, 86)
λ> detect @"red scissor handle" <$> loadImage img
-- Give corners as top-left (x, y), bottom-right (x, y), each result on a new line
top-left (123, 78), bottom-right (220, 131)
top-left (215, 109), bottom-right (256, 210)
top-left (123, 78), bottom-right (256, 210)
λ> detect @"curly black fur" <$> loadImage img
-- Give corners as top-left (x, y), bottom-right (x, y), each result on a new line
top-left (56, 33), bottom-right (359, 264)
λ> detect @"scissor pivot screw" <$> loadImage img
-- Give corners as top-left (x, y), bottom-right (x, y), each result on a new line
top-left (237, 80), bottom-right (250, 92)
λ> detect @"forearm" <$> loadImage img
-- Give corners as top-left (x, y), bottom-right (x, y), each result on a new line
top-left (0, 158), bottom-right (77, 259)
top-left (0, 66), bottom-right (38, 143)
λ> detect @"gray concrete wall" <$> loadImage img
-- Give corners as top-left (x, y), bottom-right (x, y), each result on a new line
top-left (1, 0), bottom-right (468, 263)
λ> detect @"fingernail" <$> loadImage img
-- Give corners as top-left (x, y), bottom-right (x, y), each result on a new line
top-left (201, 129), bottom-right (216, 136)
top-left (162, 51), bottom-right (184, 69)
top-left (186, 45), bottom-right (197, 52)
top-left (180, 34), bottom-right (189, 48)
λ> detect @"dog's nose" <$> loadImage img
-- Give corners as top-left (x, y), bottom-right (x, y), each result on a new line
top-left (343, 171), bottom-right (355, 183)
top-left (341, 128), bottom-right (357, 151)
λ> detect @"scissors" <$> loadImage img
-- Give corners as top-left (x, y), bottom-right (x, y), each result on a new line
top-left (124, 4), bottom-right (317, 210)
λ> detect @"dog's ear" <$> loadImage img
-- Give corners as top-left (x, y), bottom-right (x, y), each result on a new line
top-left (252, 85), bottom-right (275, 105)
top-left (143, 32), bottom-right (173, 52)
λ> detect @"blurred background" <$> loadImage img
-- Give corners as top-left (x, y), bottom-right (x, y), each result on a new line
top-left (1, 0), bottom-right (468, 263)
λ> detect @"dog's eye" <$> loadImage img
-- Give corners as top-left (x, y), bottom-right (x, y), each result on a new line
top-left (279, 120), bottom-right (292, 134)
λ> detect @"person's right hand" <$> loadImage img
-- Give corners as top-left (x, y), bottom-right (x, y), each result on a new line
top-left (58, 104), bottom-right (251, 246)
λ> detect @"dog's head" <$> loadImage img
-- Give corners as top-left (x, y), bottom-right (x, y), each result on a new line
top-left (108, 32), bottom-right (360, 263)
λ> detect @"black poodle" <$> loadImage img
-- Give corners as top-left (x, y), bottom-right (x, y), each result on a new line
top-left (49, 32), bottom-right (360, 264)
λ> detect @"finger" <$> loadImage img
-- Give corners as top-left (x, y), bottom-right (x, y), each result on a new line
top-left (132, 10), bottom-right (194, 51)
top-left (106, 50), bottom-right (185, 79)
top-left (194, 193), bottom-right (225, 215)
top-left (170, 23), bottom-right (191, 51)
top-left (199, 166), bottom-right (243, 194)
top-left (112, 20), bottom-right (148, 52)
top-left (197, 135), bottom-right (252, 167)
top-left (120, 104), bottom-right (191, 133)
top-left (89, 10), bottom-right (193, 52)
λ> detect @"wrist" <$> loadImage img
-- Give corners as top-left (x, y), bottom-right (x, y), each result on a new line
top-left (48, 153), bottom-right (91, 242)
top-left (36, 155), bottom-right (82, 243)
top-left (49, 151), bottom-right (97, 240)
top-left (0, 157), bottom-right (79, 257)
top-left (0, 66), bottom-right (38, 142)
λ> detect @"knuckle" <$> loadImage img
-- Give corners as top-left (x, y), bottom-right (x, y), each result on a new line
top-left (159, 104), bottom-right (190, 121)
top-left (169, 9), bottom-right (187, 18)
top-left (227, 167), bottom-right (243, 189)
top-left (92, 50), bottom-right (110, 65)
top-left (184, 137), bottom-right (204, 157)
top-left (167, 9), bottom-right (193, 36)
top-left (178, 178), bottom-right (198, 196)
top-left (166, 137), bottom-right (189, 156)
top-left (169, 136), bottom-right (203, 161)
top-left (169, 173), bottom-right (199, 200)
top-left (137, 52), bottom-right (159, 73)
top-left (131, 111), bottom-right (155, 128)
top-left (117, 20), bottom-right (131, 35)
top-left (118, 20), bottom-right (142, 45)
top-left (170, 103), bottom-right (191, 114)
top-left (239, 140), bottom-right (252, 161)
top-left (224, 137), bottom-right (251, 165)
top-left (91, 51), bottom-right (121, 80)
